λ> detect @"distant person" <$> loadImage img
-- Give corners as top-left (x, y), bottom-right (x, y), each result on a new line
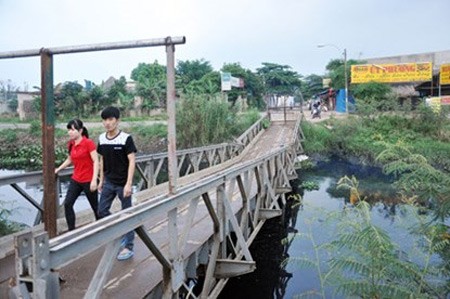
top-left (97, 106), bottom-right (137, 261)
top-left (55, 119), bottom-right (99, 231)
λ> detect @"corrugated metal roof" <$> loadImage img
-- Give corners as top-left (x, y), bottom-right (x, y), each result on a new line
top-left (391, 84), bottom-right (419, 97)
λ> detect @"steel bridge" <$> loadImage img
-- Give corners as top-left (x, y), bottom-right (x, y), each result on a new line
top-left (0, 108), bottom-right (304, 299)
top-left (0, 36), bottom-right (305, 298)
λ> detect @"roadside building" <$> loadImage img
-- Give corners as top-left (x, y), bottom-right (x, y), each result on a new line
top-left (363, 49), bottom-right (450, 98)
top-left (17, 92), bottom-right (39, 121)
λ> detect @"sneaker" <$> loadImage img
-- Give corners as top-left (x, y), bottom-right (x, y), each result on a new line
top-left (117, 248), bottom-right (134, 261)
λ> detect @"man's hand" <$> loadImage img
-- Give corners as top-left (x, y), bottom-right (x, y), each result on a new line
top-left (123, 183), bottom-right (132, 198)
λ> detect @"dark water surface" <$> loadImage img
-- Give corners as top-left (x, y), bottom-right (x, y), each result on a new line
top-left (219, 159), bottom-right (448, 299)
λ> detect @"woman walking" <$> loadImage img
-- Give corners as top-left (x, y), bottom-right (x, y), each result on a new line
top-left (55, 119), bottom-right (99, 231)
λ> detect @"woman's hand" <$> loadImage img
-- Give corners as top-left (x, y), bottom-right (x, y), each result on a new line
top-left (90, 180), bottom-right (98, 192)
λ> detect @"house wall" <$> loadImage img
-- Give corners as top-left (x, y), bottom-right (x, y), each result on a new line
top-left (17, 93), bottom-right (38, 121)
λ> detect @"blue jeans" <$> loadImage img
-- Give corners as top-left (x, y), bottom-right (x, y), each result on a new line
top-left (98, 179), bottom-right (134, 251)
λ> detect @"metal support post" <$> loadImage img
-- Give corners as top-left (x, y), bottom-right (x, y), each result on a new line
top-left (343, 48), bottom-right (349, 113)
top-left (40, 49), bottom-right (57, 238)
top-left (166, 37), bottom-right (178, 194)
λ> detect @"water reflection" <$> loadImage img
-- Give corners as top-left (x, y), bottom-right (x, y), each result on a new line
top-left (218, 181), bottom-right (302, 299)
top-left (218, 203), bottom-right (295, 299)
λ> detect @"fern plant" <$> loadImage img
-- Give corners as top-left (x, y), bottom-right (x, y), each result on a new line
top-left (376, 141), bottom-right (450, 220)
top-left (287, 174), bottom-right (449, 298)
top-left (326, 177), bottom-right (449, 298)
top-left (327, 201), bottom-right (428, 298)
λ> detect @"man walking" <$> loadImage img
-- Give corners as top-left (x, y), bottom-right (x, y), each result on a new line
top-left (97, 106), bottom-right (137, 260)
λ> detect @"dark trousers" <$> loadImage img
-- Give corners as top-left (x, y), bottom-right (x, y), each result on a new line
top-left (98, 179), bottom-right (134, 250)
top-left (64, 179), bottom-right (99, 230)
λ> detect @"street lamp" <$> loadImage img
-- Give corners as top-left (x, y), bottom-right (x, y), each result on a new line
top-left (318, 44), bottom-right (348, 113)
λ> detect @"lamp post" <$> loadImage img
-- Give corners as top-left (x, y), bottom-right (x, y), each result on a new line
top-left (318, 44), bottom-right (348, 113)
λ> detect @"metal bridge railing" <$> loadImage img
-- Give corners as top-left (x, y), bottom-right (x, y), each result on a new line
top-left (0, 113), bottom-right (269, 227)
top-left (12, 142), bottom-right (298, 298)
top-left (4, 110), bottom-right (303, 298)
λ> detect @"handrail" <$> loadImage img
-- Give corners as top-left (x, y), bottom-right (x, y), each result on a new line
top-left (0, 115), bottom-right (265, 188)
top-left (235, 113), bottom-right (268, 145)
top-left (0, 114), bottom-right (268, 227)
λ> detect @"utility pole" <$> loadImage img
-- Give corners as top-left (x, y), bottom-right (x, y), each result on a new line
top-left (343, 48), bottom-right (348, 114)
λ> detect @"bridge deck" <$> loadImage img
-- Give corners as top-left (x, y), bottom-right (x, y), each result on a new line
top-left (2, 113), bottom-right (301, 299)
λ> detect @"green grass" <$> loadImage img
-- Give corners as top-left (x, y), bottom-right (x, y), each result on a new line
top-left (303, 113), bottom-right (450, 170)
top-left (130, 123), bottom-right (167, 138)
top-left (0, 116), bottom-right (25, 123)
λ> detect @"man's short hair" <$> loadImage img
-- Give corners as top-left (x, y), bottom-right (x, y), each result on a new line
top-left (101, 106), bottom-right (120, 120)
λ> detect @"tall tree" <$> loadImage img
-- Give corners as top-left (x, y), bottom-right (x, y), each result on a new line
top-left (88, 84), bottom-right (109, 114)
top-left (256, 62), bottom-right (302, 96)
top-left (182, 71), bottom-right (220, 97)
top-left (56, 81), bottom-right (88, 117)
top-left (301, 74), bottom-right (325, 100)
top-left (106, 76), bottom-right (134, 114)
top-left (131, 61), bottom-right (167, 109)
top-left (176, 59), bottom-right (214, 90)
top-left (325, 58), bottom-right (360, 91)
top-left (221, 63), bottom-right (265, 109)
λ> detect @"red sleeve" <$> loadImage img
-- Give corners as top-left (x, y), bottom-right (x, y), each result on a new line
top-left (86, 138), bottom-right (97, 152)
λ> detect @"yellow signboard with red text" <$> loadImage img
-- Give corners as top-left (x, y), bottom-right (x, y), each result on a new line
top-left (440, 64), bottom-right (450, 85)
top-left (351, 62), bottom-right (432, 84)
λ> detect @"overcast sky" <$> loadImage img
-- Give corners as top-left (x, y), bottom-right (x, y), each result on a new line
top-left (1, 0), bottom-right (449, 90)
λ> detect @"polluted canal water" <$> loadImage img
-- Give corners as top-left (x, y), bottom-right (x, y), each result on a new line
top-left (218, 158), bottom-right (449, 299)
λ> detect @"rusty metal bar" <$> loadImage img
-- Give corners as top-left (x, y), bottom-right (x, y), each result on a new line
top-left (135, 225), bottom-right (171, 270)
top-left (40, 49), bottom-right (57, 238)
top-left (0, 37), bottom-right (186, 59)
top-left (10, 183), bottom-right (43, 212)
top-left (166, 37), bottom-right (178, 194)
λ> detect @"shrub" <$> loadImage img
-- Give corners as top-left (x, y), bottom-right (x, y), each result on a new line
top-left (176, 94), bottom-right (235, 148)
top-left (131, 123), bottom-right (167, 139)
top-left (2, 129), bottom-right (17, 143)
top-left (301, 121), bottom-right (333, 155)
top-left (29, 120), bottom-right (41, 137)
